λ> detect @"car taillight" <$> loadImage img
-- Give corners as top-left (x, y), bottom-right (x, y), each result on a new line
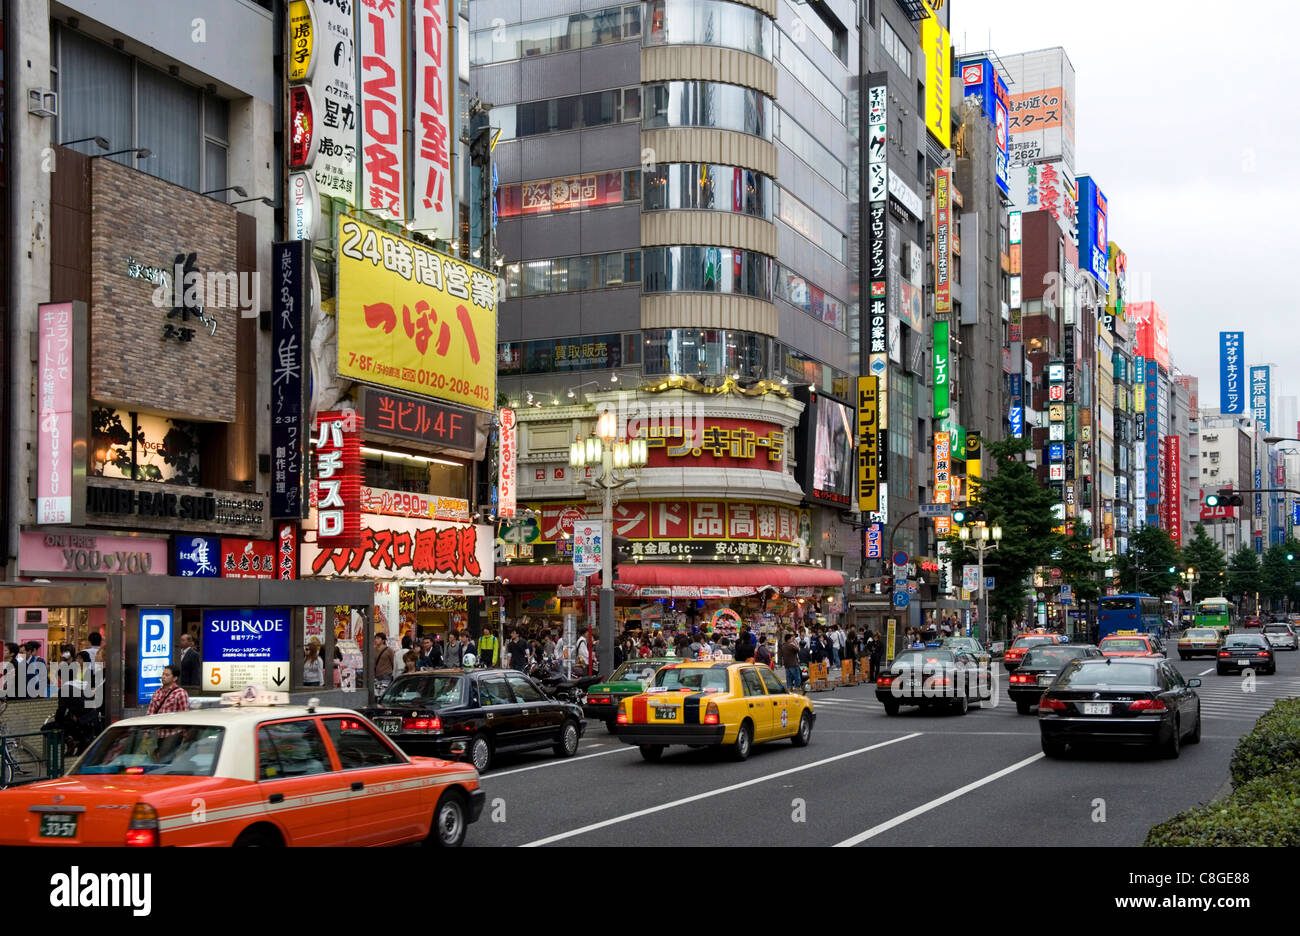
top-left (1218, 651), bottom-right (1231, 657)
top-left (1039, 697), bottom-right (1067, 712)
top-left (877, 675), bottom-right (893, 686)
top-left (1010, 674), bottom-right (1033, 684)
top-left (1128, 699), bottom-right (1167, 712)
top-left (588, 695), bottom-right (609, 705)
top-left (703, 702), bottom-right (720, 725)
top-left (402, 716), bottom-right (441, 732)
top-left (616, 711), bottom-right (629, 724)
top-left (932, 677), bottom-right (951, 687)
top-left (125, 803), bottom-right (159, 847)
top-left (1257, 651), bottom-right (1271, 657)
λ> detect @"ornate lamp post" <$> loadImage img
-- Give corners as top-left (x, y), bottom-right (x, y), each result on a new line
top-left (958, 521), bottom-right (1002, 641)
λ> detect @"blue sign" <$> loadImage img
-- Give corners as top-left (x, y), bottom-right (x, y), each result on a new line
top-left (138, 609), bottom-right (174, 706)
top-left (893, 551), bottom-right (909, 567)
top-left (1250, 365), bottom-right (1270, 432)
top-left (1075, 176), bottom-right (1108, 288)
top-left (175, 535), bottom-right (221, 577)
top-left (1048, 442), bottom-right (1065, 462)
top-left (1146, 362), bottom-right (1160, 526)
top-left (893, 591), bottom-right (910, 609)
top-left (1009, 404), bottom-right (1023, 438)
top-left (203, 609), bottom-right (291, 690)
top-left (985, 577), bottom-right (995, 591)
top-left (1135, 355), bottom-right (1146, 385)
top-left (1220, 331), bottom-right (1245, 414)
top-left (1291, 501), bottom-right (1299, 526)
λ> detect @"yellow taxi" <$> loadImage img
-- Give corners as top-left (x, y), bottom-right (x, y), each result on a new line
top-left (615, 661), bottom-right (815, 762)
top-left (1177, 627), bottom-right (1223, 660)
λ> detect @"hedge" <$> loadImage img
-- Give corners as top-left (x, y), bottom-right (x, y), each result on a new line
top-left (1145, 698), bottom-right (1300, 847)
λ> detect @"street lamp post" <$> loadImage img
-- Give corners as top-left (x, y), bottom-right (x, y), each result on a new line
top-left (959, 522), bottom-right (1002, 642)
top-left (570, 412), bottom-right (648, 677)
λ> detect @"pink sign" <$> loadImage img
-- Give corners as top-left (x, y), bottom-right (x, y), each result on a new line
top-left (414, 0), bottom-right (452, 238)
top-left (19, 531), bottom-right (168, 576)
top-left (37, 302), bottom-right (74, 524)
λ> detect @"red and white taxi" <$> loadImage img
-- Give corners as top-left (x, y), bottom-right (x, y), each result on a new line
top-left (0, 688), bottom-right (483, 847)
top-left (1098, 634), bottom-right (1165, 659)
top-left (1002, 633), bottom-right (1062, 671)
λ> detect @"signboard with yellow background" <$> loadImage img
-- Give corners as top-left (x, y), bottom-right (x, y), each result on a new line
top-left (920, 2), bottom-right (951, 149)
top-left (336, 215), bottom-right (499, 412)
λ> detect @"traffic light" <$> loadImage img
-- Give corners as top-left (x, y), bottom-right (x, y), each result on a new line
top-left (1206, 488), bottom-right (1244, 508)
top-left (952, 508), bottom-right (987, 525)
top-left (610, 536), bottom-right (633, 581)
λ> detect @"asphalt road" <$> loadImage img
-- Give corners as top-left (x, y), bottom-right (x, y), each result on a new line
top-left (466, 636), bottom-right (1300, 847)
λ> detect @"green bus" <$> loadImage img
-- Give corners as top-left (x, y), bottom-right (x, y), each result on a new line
top-left (1194, 598), bottom-right (1234, 637)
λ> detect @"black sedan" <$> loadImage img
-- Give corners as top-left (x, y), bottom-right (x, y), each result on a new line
top-left (1007, 644), bottom-right (1104, 715)
top-left (1038, 657), bottom-right (1201, 759)
top-left (875, 648), bottom-right (992, 716)
top-left (1216, 633), bottom-right (1277, 675)
top-left (362, 669), bottom-right (586, 772)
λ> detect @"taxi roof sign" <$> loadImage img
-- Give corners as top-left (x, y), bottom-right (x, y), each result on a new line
top-left (220, 686), bottom-right (291, 707)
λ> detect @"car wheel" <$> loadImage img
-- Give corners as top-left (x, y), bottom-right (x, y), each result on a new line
top-left (882, 698), bottom-right (900, 717)
top-left (1188, 705), bottom-right (1202, 744)
top-left (1041, 737), bottom-right (1068, 759)
top-left (1016, 700), bottom-right (1033, 716)
top-left (426, 789), bottom-right (467, 848)
top-left (233, 826), bottom-right (282, 847)
top-left (1216, 666), bottom-right (1228, 676)
top-left (1161, 717), bottom-right (1181, 759)
top-left (639, 744), bottom-right (664, 762)
top-left (469, 734), bottom-right (493, 773)
top-left (729, 721), bottom-right (753, 761)
top-left (791, 711), bottom-right (812, 747)
top-left (954, 694), bottom-right (969, 716)
top-left (1179, 654), bottom-right (1188, 661)
top-left (553, 720), bottom-right (580, 758)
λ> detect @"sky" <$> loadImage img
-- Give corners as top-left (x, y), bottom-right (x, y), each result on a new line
top-left (950, 0), bottom-right (1300, 417)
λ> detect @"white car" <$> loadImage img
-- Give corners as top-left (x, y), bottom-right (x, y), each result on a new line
top-left (1262, 622), bottom-right (1299, 651)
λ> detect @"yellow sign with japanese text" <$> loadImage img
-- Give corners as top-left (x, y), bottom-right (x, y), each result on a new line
top-left (857, 377), bottom-right (880, 512)
top-left (336, 215), bottom-right (498, 412)
top-left (288, 0), bottom-right (316, 83)
top-left (920, 6), bottom-right (951, 149)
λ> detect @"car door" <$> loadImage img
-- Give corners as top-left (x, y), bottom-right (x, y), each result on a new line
top-left (738, 667), bottom-right (771, 741)
top-left (506, 672), bottom-right (559, 747)
top-left (477, 673), bottom-right (526, 749)
top-left (757, 665), bottom-right (796, 737)
top-left (254, 717), bottom-right (348, 846)
top-left (320, 715), bottom-right (426, 846)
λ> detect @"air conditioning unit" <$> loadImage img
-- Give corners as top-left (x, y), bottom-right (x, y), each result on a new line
top-left (27, 87), bottom-right (58, 119)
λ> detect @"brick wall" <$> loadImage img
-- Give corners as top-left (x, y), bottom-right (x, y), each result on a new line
top-left (90, 159), bottom-right (239, 423)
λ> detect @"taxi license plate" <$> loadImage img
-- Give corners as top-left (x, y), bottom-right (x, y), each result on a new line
top-left (655, 707), bottom-right (677, 720)
top-left (1038, 675), bottom-right (1053, 686)
top-left (39, 814), bottom-right (78, 838)
top-left (377, 718), bottom-right (401, 734)
top-left (1239, 660), bottom-right (1252, 667)
top-left (1083, 703), bottom-right (1111, 715)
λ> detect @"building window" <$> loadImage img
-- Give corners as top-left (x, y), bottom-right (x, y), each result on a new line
top-left (774, 27), bottom-right (848, 124)
top-left (644, 81), bottom-right (772, 139)
top-left (773, 264), bottom-right (847, 331)
top-left (642, 328), bottom-right (772, 379)
top-left (493, 86), bottom-right (641, 141)
top-left (471, 4), bottom-right (642, 65)
top-left (645, 0), bottom-right (773, 60)
top-left (504, 250), bottom-right (641, 299)
top-left (775, 109), bottom-right (847, 189)
top-left (91, 408), bottom-right (204, 486)
top-left (879, 18), bottom-right (911, 76)
top-left (642, 163), bottom-right (772, 219)
top-left (55, 26), bottom-right (229, 196)
top-left (642, 245), bottom-right (772, 300)
top-left (775, 188), bottom-right (847, 263)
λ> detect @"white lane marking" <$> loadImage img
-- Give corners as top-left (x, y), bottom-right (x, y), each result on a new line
top-left (520, 733), bottom-right (923, 847)
top-left (834, 752), bottom-right (1045, 847)
top-left (1197, 668), bottom-right (1215, 676)
top-left (483, 746), bottom-right (634, 778)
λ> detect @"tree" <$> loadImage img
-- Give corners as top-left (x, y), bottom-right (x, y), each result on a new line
top-left (1181, 523), bottom-right (1227, 601)
top-left (1115, 526), bottom-right (1182, 597)
top-left (1057, 526), bottom-right (1106, 606)
top-left (1259, 539), bottom-right (1300, 612)
top-left (948, 437), bottom-right (1063, 638)
top-left (1226, 547), bottom-right (1261, 609)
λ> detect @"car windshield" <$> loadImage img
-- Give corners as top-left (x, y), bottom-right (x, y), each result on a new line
top-left (1184, 629), bottom-right (1219, 639)
top-left (1013, 636), bottom-right (1056, 648)
top-left (1224, 636), bottom-right (1267, 648)
top-left (76, 724), bottom-right (225, 776)
top-left (1021, 647), bottom-right (1088, 668)
top-left (653, 667), bottom-right (731, 691)
top-left (1101, 638), bottom-right (1148, 651)
top-left (893, 650), bottom-right (955, 667)
top-left (1262, 625), bottom-right (1291, 633)
top-left (380, 675), bottom-right (464, 708)
top-left (611, 661), bottom-right (665, 683)
top-left (942, 639), bottom-right (979, 652)
top-left (1057, 662), bottom-right (1160, 688)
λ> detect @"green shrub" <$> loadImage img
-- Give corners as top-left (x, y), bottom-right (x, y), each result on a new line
top-left (1229, 697), bottom-right (1300, 788)
top-left (1145, 768), bottom-right (1300, 846)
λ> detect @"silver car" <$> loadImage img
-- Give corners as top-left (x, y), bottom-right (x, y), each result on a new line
top-left (1262, 622), bottom-right (1299, 651)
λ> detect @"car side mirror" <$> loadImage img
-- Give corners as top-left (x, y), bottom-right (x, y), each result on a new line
top-left (1187, 678), bottom-right (1202, 688)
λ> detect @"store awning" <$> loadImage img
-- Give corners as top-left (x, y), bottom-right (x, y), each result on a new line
top-left (500, 564), bottom-right (844, 598)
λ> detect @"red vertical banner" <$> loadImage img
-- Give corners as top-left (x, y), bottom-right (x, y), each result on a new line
top-left (1165, 437), bottom-right (1182, 544)
top-left (315, 410), bottom-right (363, 548)
top-left (277, 522), bottom-right (299, 581)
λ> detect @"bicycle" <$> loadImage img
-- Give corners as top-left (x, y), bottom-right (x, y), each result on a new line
top-left (0, 700), bottom-right (44, 789)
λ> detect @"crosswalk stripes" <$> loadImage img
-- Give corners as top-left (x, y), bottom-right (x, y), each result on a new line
top-left (1194, 676), bottom-right (1300, 720)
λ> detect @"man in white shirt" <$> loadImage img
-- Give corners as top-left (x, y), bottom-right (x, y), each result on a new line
top-left (576, 626), bottom-right (590, 672)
